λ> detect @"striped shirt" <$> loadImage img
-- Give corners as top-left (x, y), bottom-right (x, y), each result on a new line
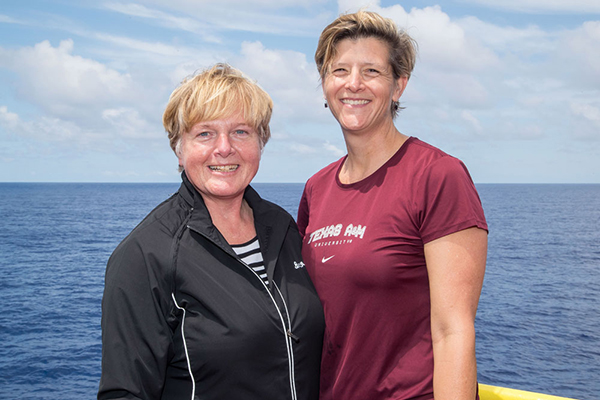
top-left (231, 236), bottom-right (268, 285)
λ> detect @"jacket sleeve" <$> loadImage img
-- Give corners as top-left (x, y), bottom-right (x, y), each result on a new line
top-left (98, 235), bottom-right (175, 400)
top-left (297, 182), bottom-right (311, 240)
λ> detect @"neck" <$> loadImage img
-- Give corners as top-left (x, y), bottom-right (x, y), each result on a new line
top-left (202, 195), bottom-right (256, 245)
top-left (340, 123), bottom-right (408, 184)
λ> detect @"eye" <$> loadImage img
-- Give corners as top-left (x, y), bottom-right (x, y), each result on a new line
top-left (231, 128), bottom-right (256, 140)
top-left (364, 68), bottom-right (380, 77)
top-left (196, 131), bottom-right (212, 138)
top-left (331, 67), bottom-right (348, 76)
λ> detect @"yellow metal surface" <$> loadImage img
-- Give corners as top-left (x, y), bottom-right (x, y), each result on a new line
top-left (479, 384), bottom-right (579, 400)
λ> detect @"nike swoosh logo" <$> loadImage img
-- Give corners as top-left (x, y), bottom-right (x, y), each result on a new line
top-left (322, 255), bottom-right (335, 263)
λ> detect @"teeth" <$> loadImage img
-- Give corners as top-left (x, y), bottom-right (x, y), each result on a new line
top-left (342, 99), bottom-right (369, 105)
top-left (209, 165), bottom-right (239, 172)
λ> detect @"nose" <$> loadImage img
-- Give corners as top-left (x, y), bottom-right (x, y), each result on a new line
top-left (215, 133), bottom-right (234, 156)
top-left (346, 69), bottom-right (364, 92)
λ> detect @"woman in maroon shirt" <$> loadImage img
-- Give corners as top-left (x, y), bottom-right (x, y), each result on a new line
top-left (298, 11), bottom-right (488, 400)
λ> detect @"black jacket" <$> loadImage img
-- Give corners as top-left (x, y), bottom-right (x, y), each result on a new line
top-left (98, 174), bottom-right (324, 400)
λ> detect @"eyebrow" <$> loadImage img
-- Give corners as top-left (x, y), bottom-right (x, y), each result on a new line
top-left (331, 61), bottom-right (386, 68)
top-left (192, 120), bottom-right (251, 128)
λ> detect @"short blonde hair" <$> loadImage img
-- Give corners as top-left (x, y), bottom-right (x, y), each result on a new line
top-left (163, 63), bottom-right (273, 157)
top-left (315, 10), bottom-right (417, 91)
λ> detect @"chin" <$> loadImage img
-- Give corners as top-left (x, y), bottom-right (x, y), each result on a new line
top-left (208, 181), bottom-right (250, 197)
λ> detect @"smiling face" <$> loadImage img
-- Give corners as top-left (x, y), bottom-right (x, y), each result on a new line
top-left (177, 110), bottom-right (261, 204)
top-left (323, 37), bottom-right (408, 136)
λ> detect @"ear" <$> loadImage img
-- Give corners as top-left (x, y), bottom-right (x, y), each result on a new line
top-left (321, 81), bottom-right (331, 108)
top-left (175, 139), bottom-right (184, 165)
top-left (393, 76), bottom-right (409, 102)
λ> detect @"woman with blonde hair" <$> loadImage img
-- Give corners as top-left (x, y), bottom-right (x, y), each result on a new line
top-left (298, 11), bottom-right (488, 400)
top-left (99, 63), bottom-right (324, 400)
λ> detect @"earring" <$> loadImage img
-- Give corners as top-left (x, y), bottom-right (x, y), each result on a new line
top-left (324, 101), bottom-right (328, 108)
top-left (393, 101), bottom-right (400, 111)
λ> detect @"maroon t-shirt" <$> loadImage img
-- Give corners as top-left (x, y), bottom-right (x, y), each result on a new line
top-left (298, 137), bottom-right (487, 400)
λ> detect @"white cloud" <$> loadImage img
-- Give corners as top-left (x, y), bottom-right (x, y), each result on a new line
top-left (336, 2), bottom-right (498, 73)
top-left (458, 16), bottom-right (551, 54)
top-left (0, 40), bottom-right (134, 117)
top-left (168, 62), bottom-right (218, 87)
top-left (114, 0), bottom-right (330, 36)
top-left (102, 2), bottom-right (222, 43)
top-left (102, 108), bottom-right (160, 139)
top-left (0, 105), bottom-right (85, 142)
top-left (391, 6), bottom-right (499, 72)
top-left (0, 106), bottom-right (20, 130)
top-left (571, 103), bottom-right (600, 127)
top-left (0, 104), bottom-right (167, 156)
top-left (234, 41), bottom-right (324, 121)
top-left (416, 71), bottom-right (490, 109)
top-left (461, 110), bottom-right (483, 134)
top-left (290, 143), bottom-right (318, 154)
top-left (0, 14), bottom-right (23, 24)
top-left (333, 0), bottom-right (600, 149)
top-left (337, 0), bottom-right (375, 13)
top-left (324, 141), bottom-right (346, 157)
top-left (502, 76), bottom-right (565, 96)
top-left (94, 33), bottom-right (198, 57)
top-left (512, 124), bottom-right (543, 139)
top-left (559, 21), bottom-right (600, 85)
top-left (140, 0), bottom-right (328, 10)
top-left (2, 1), bottom-right (599, 182)
top-left (457, 0), bottom-right (600, 14)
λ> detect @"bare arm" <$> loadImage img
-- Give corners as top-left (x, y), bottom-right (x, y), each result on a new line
top-left (424, 227), bottom-right (488, 400)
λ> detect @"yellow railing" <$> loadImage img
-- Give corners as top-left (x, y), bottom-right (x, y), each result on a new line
top-left (479, 384), bottom-right (579, 400)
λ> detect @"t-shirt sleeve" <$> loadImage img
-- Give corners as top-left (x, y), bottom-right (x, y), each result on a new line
top-left (417, 156), bottom-right (488, 244)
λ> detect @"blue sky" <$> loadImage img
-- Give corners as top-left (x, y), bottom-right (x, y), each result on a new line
top-left (1, 0), bottom-right (599, 183)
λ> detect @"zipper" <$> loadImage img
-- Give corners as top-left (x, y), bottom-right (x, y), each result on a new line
top-left (274, 283), bottom-right (298, 399)
top-left (171, 293), bottom-right (196, 400)
top-left (186, 225), bottom-right (298, 400)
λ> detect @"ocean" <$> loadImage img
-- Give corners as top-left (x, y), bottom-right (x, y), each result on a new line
top-left (0, 182), bottom-right (598, 400)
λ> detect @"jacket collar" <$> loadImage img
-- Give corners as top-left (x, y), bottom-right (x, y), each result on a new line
top-left (178, 172), bottom-right (292, 274)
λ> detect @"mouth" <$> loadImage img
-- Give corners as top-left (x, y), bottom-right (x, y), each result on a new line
top-left (341, 99), bottom-right (370, 105)
top-left (209, 164), bottom-right (239, 172)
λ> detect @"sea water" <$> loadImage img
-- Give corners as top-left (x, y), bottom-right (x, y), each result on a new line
top-left (0, 182), bottom-right (598, 399)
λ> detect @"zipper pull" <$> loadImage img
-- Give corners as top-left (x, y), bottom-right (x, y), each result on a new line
top-left (287, 330), bottom-right (300, 343)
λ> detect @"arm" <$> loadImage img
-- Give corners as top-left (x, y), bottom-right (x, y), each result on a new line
top-left (424, 227), bottom-right (487, 400)
top-left (98, 241), bottom-right (173, 400)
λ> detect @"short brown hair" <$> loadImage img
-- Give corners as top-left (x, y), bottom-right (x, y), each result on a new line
top-left (315, 10), bottom-right (417, 82)
top-left (163, 63), bottom-right (273, 157)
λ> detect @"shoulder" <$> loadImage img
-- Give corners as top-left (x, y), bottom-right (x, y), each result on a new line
top-left (404, 137), bottom-right (454, 164)
top-left (302, 156), bottom-right (346, 201)
top-left (406, 139), bottom-right (487, 240)
top-left (306, 156), bottom-right (346, 187)
top-left (402, 137), bottom-right (472, 182)
top-left (259, 196), bottom-right (295, 224)
top-left (107, 192), bottom-right (190, 270)
top-left (245, 185), bottom-right (297, 229)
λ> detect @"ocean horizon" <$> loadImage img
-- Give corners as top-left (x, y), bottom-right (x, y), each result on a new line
top-left (0, 182), bottom-right (598, 399)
